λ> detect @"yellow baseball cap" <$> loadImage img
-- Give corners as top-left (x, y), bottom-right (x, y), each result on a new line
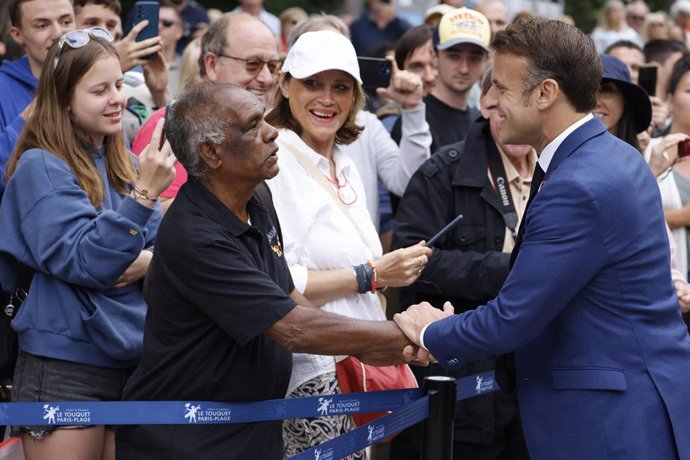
top-left (435, 7), bottom-right (491, 52)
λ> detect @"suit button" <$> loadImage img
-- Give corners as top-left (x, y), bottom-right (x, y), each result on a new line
top-left (448, 149), bottom-right (458, 158)
top-left (447, 358), bottom-right (460, 366)
top-left (494, 237), bottom-right (501, 244)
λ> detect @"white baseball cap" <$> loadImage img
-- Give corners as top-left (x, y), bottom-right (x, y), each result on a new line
top-left (282, 30), bottom-right (362, 84)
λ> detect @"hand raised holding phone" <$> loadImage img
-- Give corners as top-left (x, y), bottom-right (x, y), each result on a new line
top-left (375, 55), bottom-right (424, 110)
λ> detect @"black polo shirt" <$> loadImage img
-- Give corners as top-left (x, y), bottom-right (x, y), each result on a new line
top-left (117, 177), bottom-right (297, 460)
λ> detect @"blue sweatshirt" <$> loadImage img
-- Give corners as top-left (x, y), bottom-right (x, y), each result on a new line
top-left (0, 56), bottom-right (36, 197)
top-left (0, 147), bottom-right (162, 368)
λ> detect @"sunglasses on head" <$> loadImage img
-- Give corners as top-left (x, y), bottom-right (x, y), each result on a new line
top-left (53, 27), bottom-right (113, 70)
top-left (218, 53), bottom-right (283, 75)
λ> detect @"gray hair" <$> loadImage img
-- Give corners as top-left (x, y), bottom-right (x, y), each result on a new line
top-left (198, 12), bottom-right (272, 78)
top-left (286, 13), bottom-right (350, 50)
top-left (164, 82), bottom-right (230, 181)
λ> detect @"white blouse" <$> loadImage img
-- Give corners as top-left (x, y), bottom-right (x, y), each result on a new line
top-left (267, 128), bottom-right (386, 394)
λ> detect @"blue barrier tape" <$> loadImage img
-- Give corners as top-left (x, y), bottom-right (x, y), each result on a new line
top-left (289, 396), bottom-right (430, 460)
top-left (0, 389), bottom-right (423, 426)
top-left (0, 370), bottom-right (498, 427)
top-left (455, 370), bottom-right (499, 401)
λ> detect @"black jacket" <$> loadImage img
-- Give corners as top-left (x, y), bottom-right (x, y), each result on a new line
top-left (394, 117), bottom-right (512, 313)
top-left (393, 117), bottom-right (521, 446)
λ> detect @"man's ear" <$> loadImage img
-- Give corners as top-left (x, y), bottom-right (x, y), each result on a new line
top-left (9, 26), bottom-right (24, 47)
top-left (204, 53), bottom-right (220, 81)
top-left (198, 142), bottom-right (221, 170)
top-left (536, 78), bottom-right (559, 110)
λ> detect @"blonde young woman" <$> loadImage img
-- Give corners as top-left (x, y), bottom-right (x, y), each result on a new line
top-left (266, 31), bottom-right (431, 458)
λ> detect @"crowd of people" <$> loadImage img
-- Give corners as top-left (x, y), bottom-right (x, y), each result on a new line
top-left (1, 0), bottom-right (690, 459)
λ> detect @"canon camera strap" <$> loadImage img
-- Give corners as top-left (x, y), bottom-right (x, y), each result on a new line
top-left (485, 140), bottom-right (519, 238)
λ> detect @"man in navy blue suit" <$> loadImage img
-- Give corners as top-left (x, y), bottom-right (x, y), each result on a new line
top-left (395, 17), bottom-right (690, 459)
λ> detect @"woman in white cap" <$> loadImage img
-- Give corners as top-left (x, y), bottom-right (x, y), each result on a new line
top-left (265, 30), bottom-right (432, 458)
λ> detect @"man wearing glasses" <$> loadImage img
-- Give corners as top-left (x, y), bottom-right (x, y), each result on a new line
top-left (200, 12), bottom-right (281, 108)
top-left (130, 12), bottom-right (281, 213)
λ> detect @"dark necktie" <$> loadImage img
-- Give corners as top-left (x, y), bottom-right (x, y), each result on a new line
top-left (510, 163), bottom-right (545, 268)
top-left (501, 163), bottom-right (547, 392)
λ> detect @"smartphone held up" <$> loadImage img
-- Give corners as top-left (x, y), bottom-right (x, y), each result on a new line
top-left (133, 1), bottom-right (159, 61)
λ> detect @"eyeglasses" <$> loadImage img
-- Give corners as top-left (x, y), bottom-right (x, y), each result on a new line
top-left (54, 27), bottom-right (113, 69)
top-left (217, 53), bottom-right (283, 75)
top-left (160, 19), bottom-right (178, 28)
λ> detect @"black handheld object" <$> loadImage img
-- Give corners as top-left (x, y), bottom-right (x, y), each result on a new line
top-left (158, 99), bottom-right (174, 150)
top-left (638, 65), bottom-right (657, 96)
top-left (426, 214), bottom-right (464, 247)
top-left (134, 1), bottom-right (159, 61)
top-left (357, 57), bottom-right (392, 91)
top-left (679, 139), bottom-right (690, 159)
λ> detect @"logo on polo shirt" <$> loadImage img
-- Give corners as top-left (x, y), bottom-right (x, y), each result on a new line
top-left (267, 226), bottom-right (283, 257)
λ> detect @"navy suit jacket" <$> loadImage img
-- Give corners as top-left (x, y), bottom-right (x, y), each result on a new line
top-left (424, 118), bottom-right (690, 459)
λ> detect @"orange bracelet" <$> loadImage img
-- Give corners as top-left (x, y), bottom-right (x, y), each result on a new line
top-left (367, 260), bottom-right (377, 293)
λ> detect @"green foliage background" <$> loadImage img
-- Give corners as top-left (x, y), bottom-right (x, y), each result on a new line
top-left (121, 0), bottom-right (678, 34)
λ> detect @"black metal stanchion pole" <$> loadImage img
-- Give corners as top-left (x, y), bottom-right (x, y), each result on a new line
top-left (421, 376), bottom-right (456, 460)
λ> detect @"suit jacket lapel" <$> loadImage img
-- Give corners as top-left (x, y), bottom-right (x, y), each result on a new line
top-left (509, 117), bottom-right (608, 269)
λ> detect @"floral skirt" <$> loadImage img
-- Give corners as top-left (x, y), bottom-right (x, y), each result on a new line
top-left (282, 371), bottom-right (366, 459)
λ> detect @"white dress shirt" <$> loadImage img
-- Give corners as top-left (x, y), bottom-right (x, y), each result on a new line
top-left (268, 129), bottom-right (387, 394)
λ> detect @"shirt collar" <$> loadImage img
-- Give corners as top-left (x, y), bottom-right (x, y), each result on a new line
top-left (538, 113), bottom-right (593, 173)
top-left (498, 145), bottom-right (538, 185)
top-left (278, 129), bottom-right (349, 176)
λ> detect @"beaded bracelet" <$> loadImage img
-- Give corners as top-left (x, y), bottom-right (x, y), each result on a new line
top-left (130, 187), bottom-right (159, 202)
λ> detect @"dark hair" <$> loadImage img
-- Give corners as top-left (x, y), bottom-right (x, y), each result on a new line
top-left (643, 39), bottom-right (687, 65)
top-left (481, 64), bottom-right (493, 96)
top-left (610, 84), bottom-right (640, 149)
top-left (266, 74), bottom-right (365, 145)
top-left (73, 0), bottom-right (120, 15)
top-left (491, 17), bottom-right (601, 112)
top-left (394, 25), bottom-right (434, 70)
top-left (605, 39), bottom-right (643, 54)
top-left (666, 53), bottom-right (690, 96)
top-left (9, 0), bottom-right (74, 27)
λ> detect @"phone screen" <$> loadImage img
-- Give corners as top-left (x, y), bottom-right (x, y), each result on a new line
top-left (638, 65), bottom-right (657, 97)
top-left (134, 1), bottom-right (159, 61)
top-left (357, 57), bottom-right (392, 91)
top-left (679, 139), bottom-right (690, 159)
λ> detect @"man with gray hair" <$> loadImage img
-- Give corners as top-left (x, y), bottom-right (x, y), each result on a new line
top-left (199, 12), bottom-right (281, 106)
top-left (116, 83), bottom-right (427, 459)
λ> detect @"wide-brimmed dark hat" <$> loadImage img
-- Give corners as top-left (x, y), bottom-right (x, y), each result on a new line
top-left (600, 54), bottom-right (652, 133)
